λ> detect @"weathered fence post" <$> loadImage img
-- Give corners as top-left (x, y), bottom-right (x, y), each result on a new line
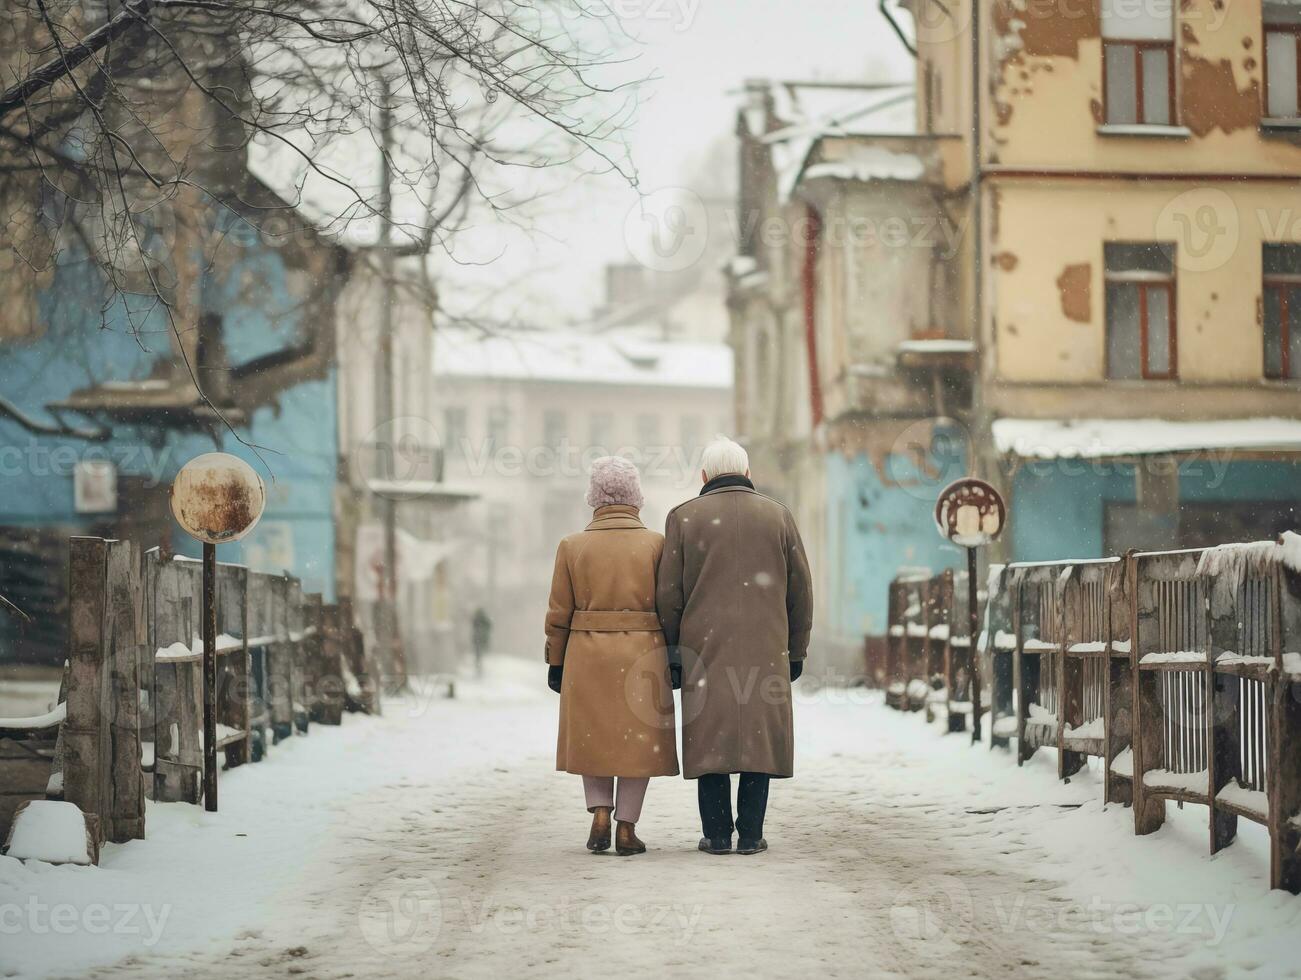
top-left (314, 602), bottom-right (346, 725)
top-left (1104, 558), bottom-right (1134, 806)
top-left (287, 577), bottom-right (309, 735)
top-left (149, 554), bottom-right (203, 805)
top-left (64, 537), bottom-right (146, 845)
top-left (1274, 557), bottom-right (1301, 891)
top-left (245, 572), bottom-right (273, 761)
top-left (268, 574), bottom-right (294, 742)
top-left (216, 563), bottom-right (252, 768)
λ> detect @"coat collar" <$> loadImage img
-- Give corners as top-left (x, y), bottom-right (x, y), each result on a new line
top-left (586, 504), bottom-right (646, 531)
top-left (700, 473), bottom-right (756, 496)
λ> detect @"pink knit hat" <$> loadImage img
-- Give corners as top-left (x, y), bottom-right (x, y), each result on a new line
top-left (585, 455), bottom-right (644, 510)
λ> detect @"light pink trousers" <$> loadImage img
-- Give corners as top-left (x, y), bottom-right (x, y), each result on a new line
top-left (582, 776), bottom-right (649, 823)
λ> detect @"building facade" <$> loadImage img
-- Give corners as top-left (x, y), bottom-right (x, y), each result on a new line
top-left (0, 14), bottom-right (348, 665)
top-left (431, 329), bottom-right (733, 658)
top-left (728, 81), bottom-right (973, 676)
top-left (728, 0), bottom-right (1301, 675)
top-left (933, 0), bottom-right (1301, 556)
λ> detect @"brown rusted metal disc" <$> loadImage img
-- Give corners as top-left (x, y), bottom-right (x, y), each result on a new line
top-left (170, 453), bottom-right (267, 544)
top-left (934, 477), bottom-right (1006, 547)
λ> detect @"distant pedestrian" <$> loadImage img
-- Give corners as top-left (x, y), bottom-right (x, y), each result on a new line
top-left (656, 436), bottom-right (813, 856)
top-left (544, 456), bottom-right (679, 856)
top-left (471, 607), bottom-right (491, 679)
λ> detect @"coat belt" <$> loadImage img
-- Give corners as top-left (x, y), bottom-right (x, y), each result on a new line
top-left (569, 610), bottom-right (662, 632)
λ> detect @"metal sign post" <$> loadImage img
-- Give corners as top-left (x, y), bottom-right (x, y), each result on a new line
top-left (171, 453), bottom-right (266, 812)
top-left (934, 477), bottom-right (1006, 745)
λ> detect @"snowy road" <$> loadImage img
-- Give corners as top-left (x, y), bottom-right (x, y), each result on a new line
top-left (5, 658), bottom-right (1299, 979)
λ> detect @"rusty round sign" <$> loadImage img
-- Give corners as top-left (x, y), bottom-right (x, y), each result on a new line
top-left (170, 453), bottom-right (267, 545)
top-left (934, 477), bottom-right (1006, 548)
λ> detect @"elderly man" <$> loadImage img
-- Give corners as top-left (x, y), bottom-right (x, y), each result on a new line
top-left (656, 437), bottom-right (813, 855)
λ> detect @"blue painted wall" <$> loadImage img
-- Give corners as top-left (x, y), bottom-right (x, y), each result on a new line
top-left (824, 424), bottom-right (967, 639)
top-left (1009, 457), bottom-right (1301, 562)
top-left (0, 227), bottom-right (337, 599)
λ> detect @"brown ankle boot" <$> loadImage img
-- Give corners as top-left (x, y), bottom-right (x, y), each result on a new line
top-left (615, 820), bottom-right (646, 856)
top-left (587, 807), bottom-right (612, 852)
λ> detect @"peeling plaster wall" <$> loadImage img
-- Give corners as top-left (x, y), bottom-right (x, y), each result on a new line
top-left (823, 432), bottom-right (967, 643)
top-left (986, 0), bottom-right (1301, 172)
top-left (989, 180), bottom-right (1301, 384)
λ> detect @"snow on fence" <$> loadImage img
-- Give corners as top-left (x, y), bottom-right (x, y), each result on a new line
top-left (885, 533), bottom-right (1301, 893)
top-left (884, 569), bottom-right (984, 729)
top-left (0, 536), bottom-right (381, 856)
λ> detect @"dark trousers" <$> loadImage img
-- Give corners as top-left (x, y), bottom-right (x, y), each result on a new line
top-left (697, 772), bottom-right (771, 840)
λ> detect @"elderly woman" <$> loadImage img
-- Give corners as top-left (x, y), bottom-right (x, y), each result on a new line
top-left (544, 456), bottom-right (680, 855)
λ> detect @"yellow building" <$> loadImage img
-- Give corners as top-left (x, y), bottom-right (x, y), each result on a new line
top-left (916, 0), bottom-right (1301, 557)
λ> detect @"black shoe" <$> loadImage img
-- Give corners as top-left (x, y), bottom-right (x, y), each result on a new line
top-left (698, 836), bottom-right (732, 855)
top-left (736, 838), bottom-right (767, 855)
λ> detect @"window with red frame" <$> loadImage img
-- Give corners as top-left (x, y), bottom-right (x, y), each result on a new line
top-left (1265, 18), bottom-right (1301, 118)
top-left (1102, 0), bottom-right (1175, 125)
top-left (1106, 243), bottom-right (1177, 381)
top-left (1264, 244), bottom-right (1301, 380)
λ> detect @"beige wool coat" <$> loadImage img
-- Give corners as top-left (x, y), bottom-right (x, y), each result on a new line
top-left (545, 505), bottom-right (680, 778)
top-left (656, 484), bottom-right (813, 779)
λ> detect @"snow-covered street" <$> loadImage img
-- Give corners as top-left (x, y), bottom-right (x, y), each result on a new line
top-left (4, 657), bottom-right (1300, 980)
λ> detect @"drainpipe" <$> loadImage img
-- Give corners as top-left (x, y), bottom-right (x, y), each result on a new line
top-left (969, 0), bottom-right (990, 493)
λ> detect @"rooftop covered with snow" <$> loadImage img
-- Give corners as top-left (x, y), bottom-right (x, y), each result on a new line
top-left (743, 81), bottom-right (917, 200)
top-left (432, 329), bottom-right (733, 390)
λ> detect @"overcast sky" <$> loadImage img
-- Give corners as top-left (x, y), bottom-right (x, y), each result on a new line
top-left (434, 1), bottom-right (916, 330)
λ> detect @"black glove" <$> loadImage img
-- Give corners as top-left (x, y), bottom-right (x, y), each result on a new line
top-left (789, 660), bottom-right (804, 683)
top-left (670, 663), bottom-right (682, 690)
top-left (547, 665), bottom-right (563, 693)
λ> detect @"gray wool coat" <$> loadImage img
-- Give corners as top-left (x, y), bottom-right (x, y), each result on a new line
top-left (655, 484), bottom-right (813, 779)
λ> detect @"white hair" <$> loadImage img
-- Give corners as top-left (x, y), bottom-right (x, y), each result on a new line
top-left (700, 437), bottom-right (750, 480)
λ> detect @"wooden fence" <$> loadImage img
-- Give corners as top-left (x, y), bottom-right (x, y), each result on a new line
top-left (0, 536), bottom-right (381, 850)
top-left (884, 536), bottom-right (1301, 893)
top-left (883, 569), bottom-right (981, 730)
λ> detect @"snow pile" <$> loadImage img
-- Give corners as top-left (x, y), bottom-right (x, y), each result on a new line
top-left (905, 679), bottom-right (930, 702)
top-left (1026, 702), bottom-right (1057, 728)
top-left (897, 338), bottom-right (976, 354)
top-left (0, 701), bottom-right (66, 733)
top-left (992, 417), bottom-right (1301, 459)
top-left (994, 630), bottom-right (1018, 650)
top-left (928, 623), bottom-right (950, 641)
top-left (155, 634), bottom-right (245, 662)
top-left (1284, 652), bottom-right (1301, 677)
top-left (1068, 641), bottom-right (1107, 654)
top-left (1063, 718), bottom-right (1104, 740)
top-left (802, 146), bottom-right (924, 183)
top-left (4, 801), bottom-right (92, 865)
top-left (1280, 531), bottom-right (1301, 573)
top-left (1196, 539), bottom-right (1285, 607)
top-left (1216, 652), bottom-right (1275, 669)
top-left (1140, 650), bottom-right (1206, 666)
top-left (1143, 768), bottom-right (1209, 794)
top-left (1111, 746), bottom-right (1135, 778)
top-left (1216, 782), bottom-right (1268, 819)
top-left (991, 715), bottom-right (1018, 738)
